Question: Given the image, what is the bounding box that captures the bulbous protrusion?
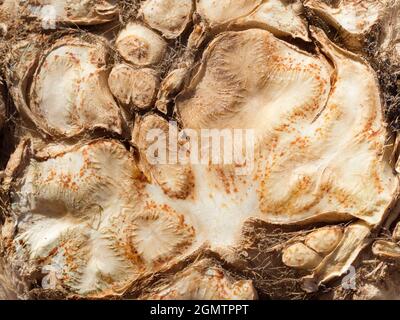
[305,227,343,255]
[140,0,193,39]
[22,0,118,26]
[304,0,395,50]
[8,36,123,138]
[1,0,400,300]
[116,23,167,67]
[141,259,257,300]
[282,243,322,270]
[372,240,400,259]
[132,114,194,199]
[6,139,196,296]
[196,0,309,41]
[108,64,159,111]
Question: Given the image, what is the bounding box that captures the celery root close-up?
[0,0,400,300]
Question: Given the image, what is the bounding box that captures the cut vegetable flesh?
[173,28,397,238]
[3,0,400,297]
[197,0,309,40]
[29,40,122,137]
[304,0,390,49]
[7,27,399,297]
[141,259,257,300]
[196,0,262,26]
[10,140,196,295]
[115,23,167,67]
[108,64,159,110]
[25,0,118,25]
[140,0,193,39]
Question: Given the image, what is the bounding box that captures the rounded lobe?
[141,259,257,300]
[372,240,400,259]
[108,64,159,110]
[132,114,194,199]
[116,23,167,66]
[140,0,193,38]
[196,0,262,27]
[29,37,123,138]
[282,243,322,270]
[24,0,118,26]
[305,227,343,255]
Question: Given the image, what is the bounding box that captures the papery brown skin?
[0,0,400,301]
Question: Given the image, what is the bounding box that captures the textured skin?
[0,0,400,300]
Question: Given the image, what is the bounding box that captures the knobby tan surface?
[0,0,399,300]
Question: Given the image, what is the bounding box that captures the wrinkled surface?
[9,37,123,138]
[32,39,122,137]
[373,240,400,259]
[141,259,257,300]
[177,28,397,226]
[197,0,309,40]
[24,0,118,26]
[304,0,392,49]
[140,0,193,39]
[1,0,400,301]
[108,64,159,110]
[196,0,262,26]
[116,23,167,67]
[4,27,399,299]
[132,114,194,199]
[8,140,197,295]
